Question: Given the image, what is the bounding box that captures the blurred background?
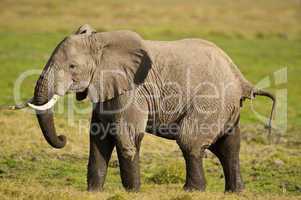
[0,1,300,199]
[1,0,300,37]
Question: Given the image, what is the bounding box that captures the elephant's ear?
[74,24,96,101]
[88,31,152,103]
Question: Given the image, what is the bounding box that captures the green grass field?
[0,0,300,199]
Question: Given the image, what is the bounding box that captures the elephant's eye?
[70,64,76,69]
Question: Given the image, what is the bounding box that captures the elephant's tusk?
[28,95,60,111]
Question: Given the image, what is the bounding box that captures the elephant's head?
[28,24,152,149]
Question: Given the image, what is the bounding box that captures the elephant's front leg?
[87,113,115,191]
[113,107,148,192]
[116,131,144,192]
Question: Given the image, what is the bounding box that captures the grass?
[0,0,301,199]
[0,111,300,199]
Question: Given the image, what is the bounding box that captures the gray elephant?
[13,24,275,192]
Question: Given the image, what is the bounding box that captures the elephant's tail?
[252,89,276,134]
[241,83,276,134]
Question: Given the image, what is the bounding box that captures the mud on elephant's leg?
[179,146,207,191]
[177,113,220,192]
[116,132,144,192]
[112,97,148,192]
[177,120,208,191]
[209,124,244,192]
[87,133,115,191]
[87,112,115,192]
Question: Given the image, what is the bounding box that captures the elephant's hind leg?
[178,144,207,191]
[209,123,244,192]
[176,116,211,191]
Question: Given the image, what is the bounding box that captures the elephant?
[11,24,276,192]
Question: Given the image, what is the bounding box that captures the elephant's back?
[144,39,242,98]
[144,39,242,127]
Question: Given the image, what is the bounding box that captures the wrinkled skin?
[32,24,274,192]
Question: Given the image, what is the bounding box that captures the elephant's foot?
[183,181,206,192]
[87,183,102,192]
[182,157,206,192]
[225,179,244,193]
[123,182,140,192]
[87,169,106,192]
[221,152,244,193]
[183,154,206,192]
[118,155,141,192]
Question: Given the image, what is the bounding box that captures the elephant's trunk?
[33,67,66,149]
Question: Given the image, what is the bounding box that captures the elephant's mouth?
[69,82,88,93]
